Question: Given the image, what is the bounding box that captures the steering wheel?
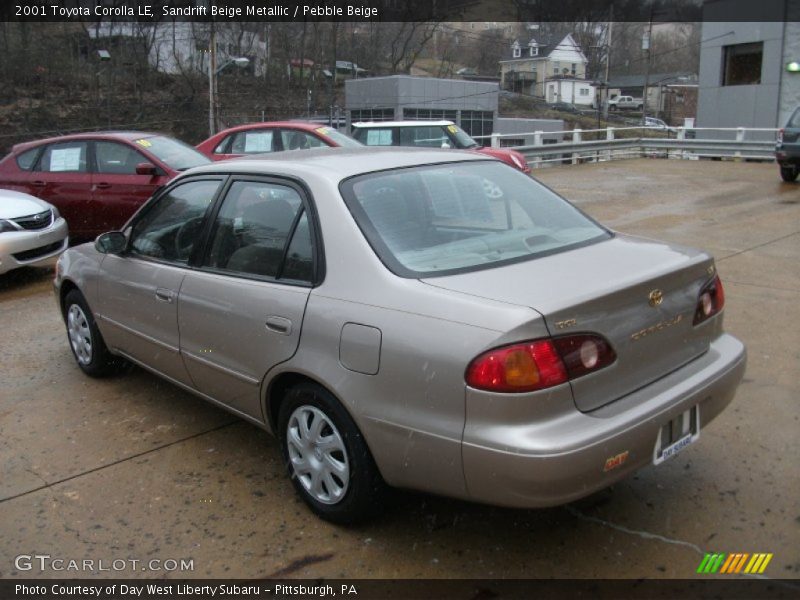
[174,217,203,261]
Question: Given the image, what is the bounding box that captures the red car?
[196,121,362,161]
[0,132,210,240]
[351,121,531,174]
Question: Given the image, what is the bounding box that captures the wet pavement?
[0,159,798,580]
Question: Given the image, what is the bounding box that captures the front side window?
[788,108,800,129]
[38,142,88,173]
[280,130,328,151]
[340,161,610,277]
[132,136,210,171]
[130,179,221,263]
[399,126,451,148]
[204,180,311,281]
[95,141,147,174]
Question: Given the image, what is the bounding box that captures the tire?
[63,289,123,377]
[780,165,798,182]
[278,382,385,524]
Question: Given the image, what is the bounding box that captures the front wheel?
[63,290,123,377]
[278,382,385,524]
[780,165,798,182]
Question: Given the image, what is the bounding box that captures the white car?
[0,189,68,274]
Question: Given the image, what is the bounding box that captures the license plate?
[653,405,700,465]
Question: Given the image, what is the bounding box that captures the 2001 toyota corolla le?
[54,148,746,523]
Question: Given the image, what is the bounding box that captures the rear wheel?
[278,382,385,524]
[780,165,798,182]
[63,290,122,377]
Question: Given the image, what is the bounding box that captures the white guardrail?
[473,127,780,168]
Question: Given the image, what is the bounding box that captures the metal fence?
[474,127,779,168]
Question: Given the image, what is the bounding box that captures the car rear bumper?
[462,333,746,508]
[0,218,68,274]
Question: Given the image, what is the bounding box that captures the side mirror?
[95,231,127,255]
[441,141,451,149]
[135,162,157,176]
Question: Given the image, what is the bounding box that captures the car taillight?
[465,334,615,393]
[777,128,784,143]
[693,274,725,325]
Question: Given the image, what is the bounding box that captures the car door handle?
[95,182,111,189]
[265,316,292,335]
[155,288,174,303]
[32,180,46,187]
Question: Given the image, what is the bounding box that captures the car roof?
[351,121,455,128]
[11,131,162,152]
[182,147,491,181]
[212,121,331,136]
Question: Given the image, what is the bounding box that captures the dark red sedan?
[0,132,210,240]
[196,121,361,161]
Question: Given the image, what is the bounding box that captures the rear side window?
[357,128,395,146]
[15,148,40,171]
[37,142,89,173]
[204,180,313,283]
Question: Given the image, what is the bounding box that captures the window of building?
[571,63,577,76]
[460,110,494,139]
[500,138,524,147]
[552,61,560,76]
[403,108,458,121]
[721,42,763,86]
[529,46,538,57]
[349,108,395,124]
[512,44,521,58]
[579,88,590,96]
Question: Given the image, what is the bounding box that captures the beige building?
[499,33,588,98]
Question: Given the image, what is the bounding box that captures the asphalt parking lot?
[1,158,798,580]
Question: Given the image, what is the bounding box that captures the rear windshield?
[340,161,610,277]
[134,136,210,171]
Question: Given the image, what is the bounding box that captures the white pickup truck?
[609,95,644,110]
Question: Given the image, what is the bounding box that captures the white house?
[499,33,589,98]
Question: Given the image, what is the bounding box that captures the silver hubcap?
[286,405,349,505]
[67,304,93,365]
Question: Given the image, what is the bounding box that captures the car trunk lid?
[423,234,717,412]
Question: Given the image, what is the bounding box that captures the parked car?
[550,102,582,114]
[351,121,531,174]
[196,121,362,161]
[775,106,800,182]
[0,190,67,274]
[0,132,210,240]
[54,148,746,524]
[609,95,644,111]
[642,117,679,136]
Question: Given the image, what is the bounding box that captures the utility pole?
[208,22,217,137]
[603,4,613,119]
[642,13,653,122]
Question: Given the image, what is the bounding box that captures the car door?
[95,177,225,387]
[29,140,93,237]
[177,177,318,420]
[92,140,168,233]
